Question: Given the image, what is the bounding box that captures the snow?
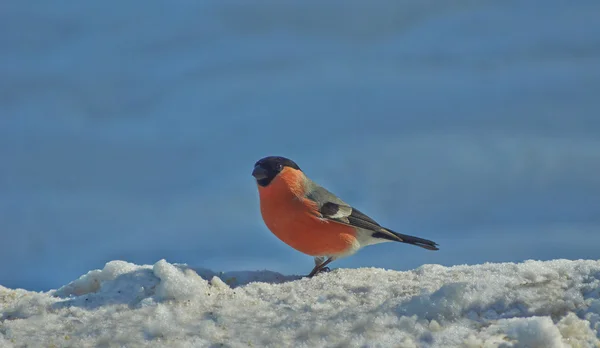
[2,259,599,347]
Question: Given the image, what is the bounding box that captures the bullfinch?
[252,156,439,277]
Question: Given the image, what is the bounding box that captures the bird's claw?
[306,266,331,278]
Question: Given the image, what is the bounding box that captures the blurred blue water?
[1,0,600,291]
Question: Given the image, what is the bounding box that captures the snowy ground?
[1,259,599,347]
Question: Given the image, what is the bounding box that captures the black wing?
[317,201,439,251]
[320,202,382,231]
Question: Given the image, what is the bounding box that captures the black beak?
[252,165,268,180]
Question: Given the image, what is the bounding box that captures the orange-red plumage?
[257,167,358,256]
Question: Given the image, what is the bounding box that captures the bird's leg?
[313,256,325,267]
[313,256,331,274]
[307,257,335,278]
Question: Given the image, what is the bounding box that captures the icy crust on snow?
[1,259,599,347]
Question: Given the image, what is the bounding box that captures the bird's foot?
[306,266,331,278]
[319,267,331,274]
[306,257,335,278]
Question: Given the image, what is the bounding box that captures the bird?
[251,155,439,277]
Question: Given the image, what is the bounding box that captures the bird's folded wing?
[318,201,382,232]
[305,183,400,239]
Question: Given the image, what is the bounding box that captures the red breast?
[257,167,357,256]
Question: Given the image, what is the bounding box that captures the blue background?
[2,1,600,291]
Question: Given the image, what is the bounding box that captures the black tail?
[374,229,439,250]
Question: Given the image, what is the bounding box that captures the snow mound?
[1,259,599,347]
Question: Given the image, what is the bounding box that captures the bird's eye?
[276,163,283,171]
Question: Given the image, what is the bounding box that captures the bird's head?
[252,156,301,187]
